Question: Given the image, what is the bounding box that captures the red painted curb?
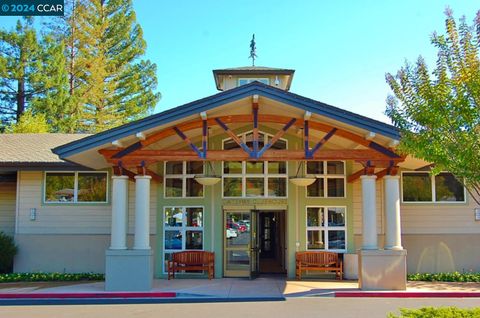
[0,292,176,299]
[335,291,480,298]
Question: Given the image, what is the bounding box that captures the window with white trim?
[223,161,288,198]
[44,171,108,203]
[222,131,288,198]
[164,161,204,198]
[306,161,345,198]
[306,206,346,251]
[163,206,204,273]
[402,172,465,202]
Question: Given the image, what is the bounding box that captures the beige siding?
[401,196,479,234]
[0,180,16,234]
[352,179,384,235]
[17,171,157,235]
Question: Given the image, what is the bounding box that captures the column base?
[358,249,407,290]
[105,249,153,291]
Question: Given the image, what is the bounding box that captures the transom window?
[163,206,204,273]
[223,161,288,198]
[44,171,108,203]
[164,161,204,198]
[306,206,346,251]
[306,161,346,198]
[238,78,270,86]
[402,172,465,203]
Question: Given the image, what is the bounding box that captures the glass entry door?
[224,210,258,277]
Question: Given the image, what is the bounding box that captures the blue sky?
[1,1,479,123]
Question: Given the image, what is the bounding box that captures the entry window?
[222,161,287,198]
[164,161,204,198]
[402,172,465,202]
[306,206,346,251]
[163,206,204,273]
[44,171,108,203]
[306,161,345,198]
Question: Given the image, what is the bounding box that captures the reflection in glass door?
[224,211,251,277]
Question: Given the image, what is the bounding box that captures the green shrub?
[0,272,104,283]
[408,272,480,282]
[388,307,480,318]
[0,232,17,273]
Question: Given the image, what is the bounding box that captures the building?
[1,66,478,291]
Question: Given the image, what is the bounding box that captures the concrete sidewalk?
[0,278,479,300]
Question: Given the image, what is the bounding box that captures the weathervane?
[249,34,257,66]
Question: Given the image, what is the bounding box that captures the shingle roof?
[0,133,90,167]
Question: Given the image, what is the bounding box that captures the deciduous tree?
[386,9,480,205]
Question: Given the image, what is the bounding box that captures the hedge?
[407,272,480,282]
[0,272,104,283]
[388,307,480,318]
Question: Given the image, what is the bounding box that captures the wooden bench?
[167,251,215,280]
[295,251,343,280]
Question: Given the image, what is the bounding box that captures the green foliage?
[408,272,480,282]
[5,109,50,133]
[385,8,480,205]
[0,18,43,128]
[0,232,18,273]
[388,307,480,318]
[0,272,104,283]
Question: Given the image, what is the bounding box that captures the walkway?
[0,278,479,299]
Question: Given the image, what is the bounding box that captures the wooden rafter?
[136,166,163,183]
[214,117,252,155]
[173,126,204,158]
[100,149,401,167]
[347,164,399,183]
[257,118,297,158]
[113,165,136,181]
[108,113,402,161]
[306,128,337,158]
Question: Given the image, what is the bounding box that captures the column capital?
[112,175,129,180]
[384,175,400,180]
[360,175,377,180]
[134,175,152,180]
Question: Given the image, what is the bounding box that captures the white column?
[134,175,151,250]
[361,175,378,250]
[110,176,129,249]
[384,175,403,250]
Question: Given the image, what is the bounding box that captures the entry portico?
[54,66,407,291]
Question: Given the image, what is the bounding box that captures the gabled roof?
[0,133,90,169]
[53,81,399,159]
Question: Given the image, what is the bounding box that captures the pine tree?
[75,0,160,132]
[0,18,43,129]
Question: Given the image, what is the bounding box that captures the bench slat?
[295,251,343,280]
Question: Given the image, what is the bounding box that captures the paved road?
[1,297,479,318]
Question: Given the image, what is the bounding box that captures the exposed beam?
[104,114,402,161]
[136,132,146,140]
[112,141,143,159]
[112,165,136,181]
[306,128,337,158]
[101,149,400,164]
[257,118,297,158]
[173,126,204,159]
[136,166,163,183]
[214,118,252,155]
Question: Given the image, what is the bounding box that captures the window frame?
[305,161,346,198]
[43,171,109,204]
[164,161,205,198]
[238,78,270,86]
[401,171,467,204]
[163,205,205,274]
[305,205,347,253]
[222,131,288,199]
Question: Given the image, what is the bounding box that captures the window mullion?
[74,172,79,203]
[431,175,436,203]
